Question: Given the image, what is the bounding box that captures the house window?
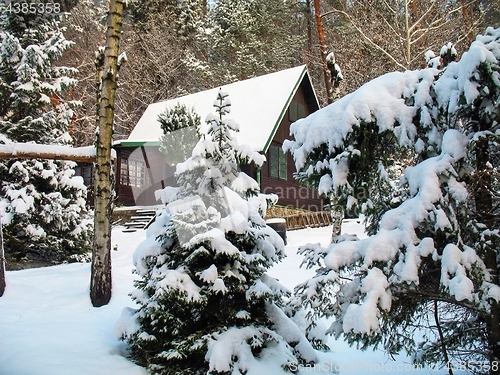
[269,144,287,181]
[120,158,146,187]
[288,100,307,122]
[74,163,93,186]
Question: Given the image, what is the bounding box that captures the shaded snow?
[0,221,471,374]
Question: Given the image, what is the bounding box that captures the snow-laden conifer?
[285,28,500,366]
[158,103,202,166]
[0,7,92,263]
[118,90,330,374]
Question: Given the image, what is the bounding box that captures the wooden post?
[91,0,126,307]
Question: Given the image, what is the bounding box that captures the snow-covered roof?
[121,65,316,153]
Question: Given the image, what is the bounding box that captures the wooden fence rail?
[284,211,333,230]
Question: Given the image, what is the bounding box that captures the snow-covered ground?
[0,220,459,374]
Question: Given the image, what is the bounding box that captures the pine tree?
[185,0,306,87]
[0,3,92,264]
[285,29,500,369]
[158,103,202,166]
[118,90,327,375]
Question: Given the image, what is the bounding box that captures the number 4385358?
[3,2,61,14]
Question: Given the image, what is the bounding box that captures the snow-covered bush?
[284,28,500,365]
[0,8,93,263]
[117,90,330,375]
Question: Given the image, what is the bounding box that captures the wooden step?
[122,208,159,231]
[124,222,147,228]
[130,216,153,221]
[135,209,157,215]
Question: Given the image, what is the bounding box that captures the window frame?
[269,144,287,181]
[120,157,147,187]
[288,100,307,122]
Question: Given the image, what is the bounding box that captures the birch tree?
[91,0,126,307]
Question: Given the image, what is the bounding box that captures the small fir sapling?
[117,89,332,375]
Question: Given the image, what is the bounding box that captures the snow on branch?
[288,27,500,343]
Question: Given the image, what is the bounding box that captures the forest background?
[59,0,500,148]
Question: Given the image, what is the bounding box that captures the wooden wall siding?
[260,81,326,212]
[116,146,176,206]
[114,75,323,210]
[261,149,326,211]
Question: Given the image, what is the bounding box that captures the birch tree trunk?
[91,0,125,307]
[330,203,343,244]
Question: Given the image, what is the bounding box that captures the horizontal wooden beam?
[0,143,112,163]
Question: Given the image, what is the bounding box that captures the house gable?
[259,77,324,211]
[122,65,316,152]
[116,66,324,210]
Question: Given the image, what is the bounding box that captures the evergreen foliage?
[285,28,500,366]
[185,0,306,86]
[158,103,202,165]
[129,0,205,39]
[0,3,92,263]
[118,90,327,375]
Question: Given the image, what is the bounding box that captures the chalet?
[113,65,326,211]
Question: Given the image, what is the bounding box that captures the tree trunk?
[330,210,343,243]
[313,0,334,104]
[330,197,343,243]
[306,0,313,55]
[409,0,426,68]
[404,0,411,67]
[460,0,474,44]
[474,133,500,371]
[434,300,453,375]
[91,0,125,307]
[488,302,500,374]
[0,212,5,297]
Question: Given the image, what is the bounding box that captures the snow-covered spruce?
[0,9,92,262]
[285,28,500,365]
[117,90,330,375]
[158,103,202,166]
[183,0,306,88]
